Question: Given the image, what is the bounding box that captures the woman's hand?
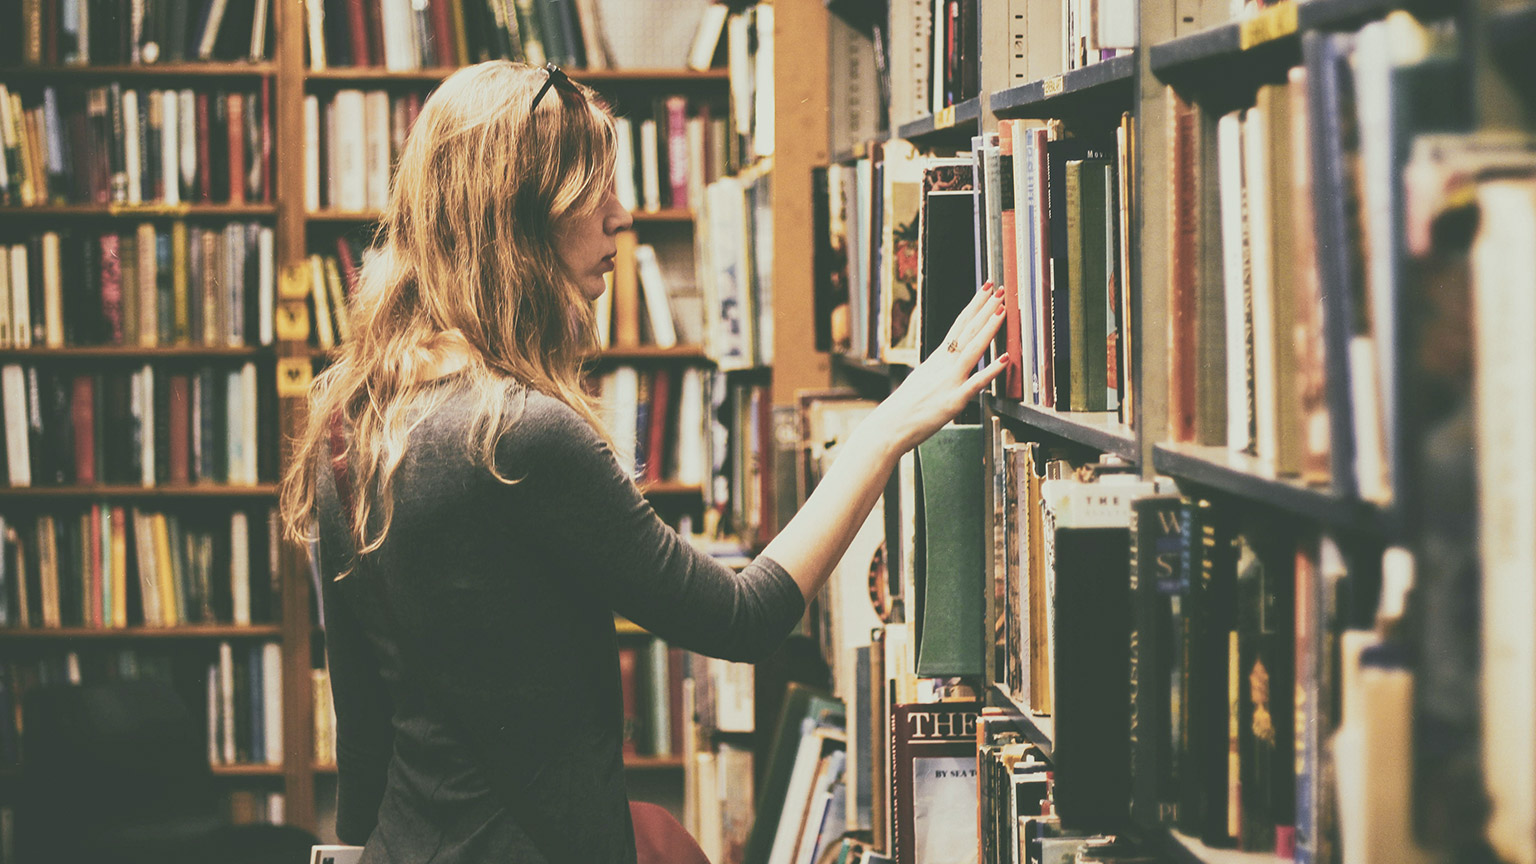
[870,282,1010,454]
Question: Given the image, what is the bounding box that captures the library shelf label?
[1043,75,1066,98]
[277,358,314,397]
[1239,3,1299,50]
[279,263,311,299]
[936,105,958,129]
[276,303,312,342]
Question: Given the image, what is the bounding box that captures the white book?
[750,4,773,158]
[1013,122,1038,402]
[240,363,258,484]
[159,91,180,205]
[0,86,9,195]
[593,272,613,349]
[1473,180,1536,864]
[9,244,26,348]
[325,99,340,210]
[712,657,753,733]
[609,365,639,475]
[686,116,706,211]
[137,364,155,486]
[309,846,364,864]
[614,117,638,211]
[257,227,274,345]
[932,0,947,113]
[305,0,326,68]
[634,244,677,348]
[219,641,236,764]
[675,368,705,486]
[1,365,30,486]
[178,90,196,200]
[226,368,245,484]
[1216,110,1250,454]
[363,90,391,210]
[1096,0,1136,49]
[333,90,368,212]
[727,12,753,138]
[649,637,671,756]
[303,95,321,212]
[122,89,142,204]
[231,511,250,625]
[130,509,159,625]
[226,223,246,345]
[693,751,722,861]
[249,0,270,59]
[687,3,729,71]
[887,0,933,126]
[40,232,63,347]
[1242,103,1277,467]
[262,642,284,766]
[195,0,231,58]
[639,119,661,213]
[380,0,420,71]
[766,727,839,864]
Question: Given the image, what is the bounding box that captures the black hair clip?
[530,62,576,113]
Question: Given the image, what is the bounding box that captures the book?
[912,424,984,678]
[890,701,981,864]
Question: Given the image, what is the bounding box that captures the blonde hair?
[280,61,617,559]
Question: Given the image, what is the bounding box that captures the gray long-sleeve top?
[315,378,805,863]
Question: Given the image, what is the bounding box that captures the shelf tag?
[1042,75,1065,98]
[935,105,957,129]
[276,357,314,397]
[275,301,311,342]
[107,202,191,216]
[279,263,311,300]
[1239,3,1298,50]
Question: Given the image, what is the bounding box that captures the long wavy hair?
[280,61,617,558]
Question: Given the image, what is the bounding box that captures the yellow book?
[10,93,34,206]
[154,512,180,627]
[448,0,469,69]
[137,223,158,346]
[36,515,60,628]
[323,256,351,343]
[310,254,334,351]
[8,527,29,627]
[111,506,128,627]
[172,221,190,344]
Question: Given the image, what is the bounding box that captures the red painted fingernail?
[1001,355,1012,365]
[995,305,1006,315]
[994,286,1005,297]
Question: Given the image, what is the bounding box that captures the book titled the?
[891,701,982,864]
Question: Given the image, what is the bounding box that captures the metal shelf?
[990,54,1137,119]
[896,96,983,142]
[986,395,1138,463]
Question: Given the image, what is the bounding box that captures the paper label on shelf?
[277,357,314,397]
[279,263,311,299]
[936,105,957,129]
[1239,3,1298,50]
[275,302,311,342]
[107,202,192,216]
[1042,75,1065,98]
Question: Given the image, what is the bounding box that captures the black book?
[1235,527,1295,853]
[209,95,230,203]
[41,370,74,486]
[810,166,836,353]
[1178,498,1240,847]
[1129,494,1186,830]
[918,191,977,360]
[102,372,136,485]
[153,368,172,486]
[57,515,81,628]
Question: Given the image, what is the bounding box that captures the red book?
[363,0,386,73]
[260,79,274,202]
[335,238,361,293]
[665,96,689,210]
[167,373,191,484]
[226,93,245,204]
[428,0,454,67]
[345,0,372,66]
[100,233,124,344]
[617,647,640,756]
[195,93,213,203]
[89,504,103,627]
[1168,91,1199,442]
[71,375,97,484]
[643,369,671,485]
[998,120,1024,400]
[891,701,982,864]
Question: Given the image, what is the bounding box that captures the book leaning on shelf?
[0,506,280,628]
[0,362,272,487]
[0,83,275,208]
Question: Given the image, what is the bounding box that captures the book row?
[612,96,728,216]
[815,117,1134,419]
[616,635,686,759]
[299,243,359,351]
[0,641,282,769]
[696,166,772,371]
[304,0,729,73]
[0,223,275,348]
[0,362,274,487]
[591,364,707,488]
[594,232,704,350]
[0,83,274,208]
[3,0,274,64]
[302,88,419,214]
[0,506,280,629]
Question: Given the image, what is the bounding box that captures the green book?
[914,423,984,677]
[1066,159,1111,412]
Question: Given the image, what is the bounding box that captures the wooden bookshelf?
[0,624,284,640]
[0,484,279,501]
[0,346,271,360]
[985,395,1139,463]
[303,67,730,85]
[0,204,278,219]
[211,764,287,777]
[305,208,694,224]
[0,62,277,80]
[622,755,686,771]
[592,345,710,361]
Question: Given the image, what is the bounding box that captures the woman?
[280,61,1008,864]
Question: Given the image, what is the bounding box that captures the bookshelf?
[789,0,1535,862]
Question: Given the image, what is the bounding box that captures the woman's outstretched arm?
[762,282,1009,605]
